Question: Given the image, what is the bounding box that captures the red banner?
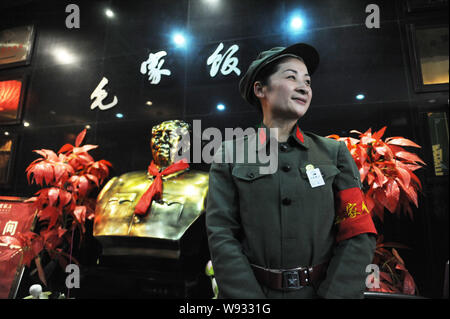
[0,197,36,299]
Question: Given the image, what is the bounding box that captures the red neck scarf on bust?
[134,159,189,216]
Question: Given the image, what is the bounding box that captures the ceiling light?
[290,17,304,30]
[105,9,114,18]
[173,33,186,47]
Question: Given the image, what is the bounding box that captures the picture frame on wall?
[407,22,449,93]
[0,133,18,187]
[0,73,28,125]
[0,25,36,70]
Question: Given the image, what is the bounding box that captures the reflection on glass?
[52,48,77,64]
[0,137,12,183]
[0,80,22,122]
[416,27,449,85]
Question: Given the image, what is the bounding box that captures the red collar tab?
[258,123,306,147]
[258,127,267,145]
[296,125,304,143]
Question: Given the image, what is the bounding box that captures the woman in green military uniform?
[206,43,377,299]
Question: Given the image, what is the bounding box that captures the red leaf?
[33,149,58,161]
[396,166,411,189]
[374,187,396,213]
[85,174,99,186]
[28,161,55,186]
[350,129,363,135]
[47,188,60,207]
[396,178,419,208]
[69,152,95,168]
[38,206,61,229]
[79,144,98,153]
[404,164,423,172]
[73,206,87,224]
[395,264,406,273]
[57,227,67,238]
[395,151,426,165]
[367,172,376,186]
[68,175,90,197]
[392,248,405,265]
[75,129,87,147]
[410,172,423,190]
[403,272,416,295]
[78,176,90,197]
[361,134,375,145]
[53,161,74,185]
[384,179,400,213]
[58,143,74,154]
[373,166,387,187]
[99,159,112,167]
[386,137,421,148]
[374,145,387,156]
[359,163,370,183]
[380,271,393,284]
[372,126,387,141]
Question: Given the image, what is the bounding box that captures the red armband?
[335,187,377,242]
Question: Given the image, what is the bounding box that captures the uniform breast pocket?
[232,165,267,181]
[231,165,274,203]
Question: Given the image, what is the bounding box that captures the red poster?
[0,196,36,299]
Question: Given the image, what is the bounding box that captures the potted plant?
[327,126,425,295]
[0,129,111,293]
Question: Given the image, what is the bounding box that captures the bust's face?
[151,120,190,167]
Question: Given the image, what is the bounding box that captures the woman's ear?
[253,81,265,99]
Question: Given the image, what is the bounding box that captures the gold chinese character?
[3,220,18,236]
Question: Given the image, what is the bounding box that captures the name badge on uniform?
[306,165,325,188]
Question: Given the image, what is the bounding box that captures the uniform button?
[280,144,288,152]
[247,172,255,178]
[282,165,291,172]
[282,198,291,205]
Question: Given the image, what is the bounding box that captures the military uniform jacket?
[206,124,377,299]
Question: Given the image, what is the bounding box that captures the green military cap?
[239,43,320,107]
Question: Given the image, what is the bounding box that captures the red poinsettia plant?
[328,127,426,295]
[369,235,417,294]
[328,126,425,221]
[0,129,111,285]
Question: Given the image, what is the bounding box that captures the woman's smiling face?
[256,57,312,120]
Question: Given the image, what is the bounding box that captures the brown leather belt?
[251,262,328,291]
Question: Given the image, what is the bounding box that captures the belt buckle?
[282,270,301,290]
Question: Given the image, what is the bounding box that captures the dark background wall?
[0,0,448,298]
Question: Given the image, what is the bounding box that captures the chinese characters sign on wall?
[90,42,242,112]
